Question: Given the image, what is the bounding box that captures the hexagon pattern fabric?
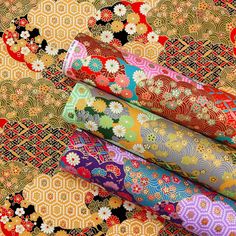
[1,0,236,235]
[177,194,236,235]
[23,172,96,229]
[27,0,96,49]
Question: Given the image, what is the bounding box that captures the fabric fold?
[60,129,236,236]
[62,82,236,200]
[63,33,236,148]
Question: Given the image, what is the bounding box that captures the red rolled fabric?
[63,33,236,148]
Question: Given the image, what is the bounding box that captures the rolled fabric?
[60,129,236,236]
[63,33,236,148]
[62,82,236,200]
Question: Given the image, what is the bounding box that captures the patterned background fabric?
[0,0,236,235]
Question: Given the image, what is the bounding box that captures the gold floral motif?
[0,0,40,31]
[147,0,234,46]
[76,0,120,9]
[0,161,38,205]
[218,66,236,96]
[0,77,70,129]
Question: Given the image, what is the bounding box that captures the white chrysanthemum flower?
[85,120,98,132]
[232,135,236,144]
[100,31,114,43]
[109,101,123,114]
[95,10,101,21]
[45,45,58,55]
[6,38,14,46]
[32,59,45,71]
[137,113,149,124]
[114,4,127,16]
[140,3,151,15]
[105,59,119,73]
[20,31,30,39]
[21,46,30,55]
[133,144,145,153]
[81,56,91,66]
[123,201,135,211]
[147,32,159,42]
[86,97,95,106]
[66,152,80,166]
[98,207,112,220]
[133,70,147,83]
[113,125,126,137]
[40,223,54,234]
[15,208,25,217]
[110,84,122,94]
[15,225,25,234]
[125,23,136,35]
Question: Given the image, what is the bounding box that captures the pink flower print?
[131,160,140,168]
[95,75,110,87]
[131,183,143,194]
[115,74,130,87]
[172,176,180,184]
[162,174,171,183]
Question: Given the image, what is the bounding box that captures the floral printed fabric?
[63,33,236,148]
[2,16,66,73]
[62,82,236,201]
[60,130,236,235]
[146,0,235,49]
[87,1,167,46]
[0,191,103,236]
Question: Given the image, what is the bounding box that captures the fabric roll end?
[62,40,78,77]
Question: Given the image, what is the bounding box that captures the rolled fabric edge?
[63,39,79,80]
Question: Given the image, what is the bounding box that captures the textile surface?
[62,82,236,200]
[63,34,236,148]
[0,0,236,236]
[60,130,236,235]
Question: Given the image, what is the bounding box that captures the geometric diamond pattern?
[0,120,72,176]
[213,0,236,15]
[158,37,236,87]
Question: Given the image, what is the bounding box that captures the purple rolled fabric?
[60,130,236,236]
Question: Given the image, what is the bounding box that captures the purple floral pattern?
[60,130,236,235]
